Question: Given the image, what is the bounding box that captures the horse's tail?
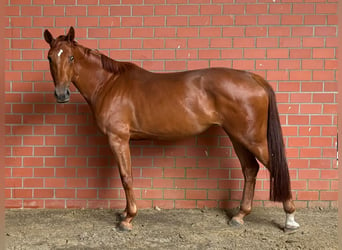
[253,74,292,202]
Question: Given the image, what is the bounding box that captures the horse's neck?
[72,47,113,105]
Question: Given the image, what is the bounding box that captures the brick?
[297,191,319,201]
[304,15,326,25]
[313,93,335,103]
[280,38,301,48]
[290,71,311,81]
[235,16,257,26]
[122,17,143,27]
[223,4,244,14]
[5,200,22,208]
[155,5,176,15]
[88,28,109,38]
[313,48,335,58]
[187,61,208,69]
[325,60,338,70]
[320,191,337,201]
[246,4,267,14]
[199,49,220,59]
[43,6,64,16]
[315,26,336,36]
[186,190,207,199]
[66,200,87,208]
[290,48,311,59]
[45,178,65,188]
[269,26,290,37]
[77,189,97,199]
[165,60,187,71]
[267,48,288,58]
[175,179,196,189]
[164,189,184,199]
[316,3,337,14]
[132,27,154,38]
[164,168,185,178]
[175,200,196,208]
[66,178,87,188]
[154,27,176,38]
[245,27,267,37]
[152,178,173,188]
[23,200,44,208]
[292,3,315,14]
[141,189,162,199]
[233,38,255,48]
[200,4,221,15]
[23,157,43,167]
[243,49,265,60]
[327,15,338,25]
[258,15,280,25]
[303,38,325,48]
[12,189,32,198]
[212,16,234,26]
[24,178,44,188]
[6,178,22,188]
[88,6,109,16]
[292,27,313,37]
[222,28,243,39]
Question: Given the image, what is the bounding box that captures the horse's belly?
[130,108,220,140]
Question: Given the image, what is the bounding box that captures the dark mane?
[100,54,136,74]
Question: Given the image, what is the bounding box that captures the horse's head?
[44,27,76,103]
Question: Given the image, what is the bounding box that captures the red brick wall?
[5,1,338,209]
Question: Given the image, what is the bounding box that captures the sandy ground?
[5,207,337,250]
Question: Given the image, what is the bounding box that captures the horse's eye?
[70,56,74,62]
[47,56,52,63]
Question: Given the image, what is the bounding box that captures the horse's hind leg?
[229,139,260,226]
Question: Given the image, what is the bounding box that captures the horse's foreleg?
[108,134,137,231]
[229,141,259,226]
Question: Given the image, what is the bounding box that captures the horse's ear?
[66,26,75,42]
[44,29,54,47]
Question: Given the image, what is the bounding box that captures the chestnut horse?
[44,27,299,232]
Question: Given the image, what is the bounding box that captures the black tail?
[266,85,292,202]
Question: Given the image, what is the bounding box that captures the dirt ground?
[5,207,337,250]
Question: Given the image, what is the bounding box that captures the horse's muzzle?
[55,88,70,103]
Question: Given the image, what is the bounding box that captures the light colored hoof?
[284,226,299,233]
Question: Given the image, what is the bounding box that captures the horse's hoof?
[229,218,244,227]
[118,221,133,232]
[284,227,299,234]
[284,224,300,234]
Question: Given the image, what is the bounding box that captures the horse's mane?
[56,35,136,75]
[100,53,136,74]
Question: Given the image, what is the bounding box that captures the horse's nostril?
[54,89,70,103]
